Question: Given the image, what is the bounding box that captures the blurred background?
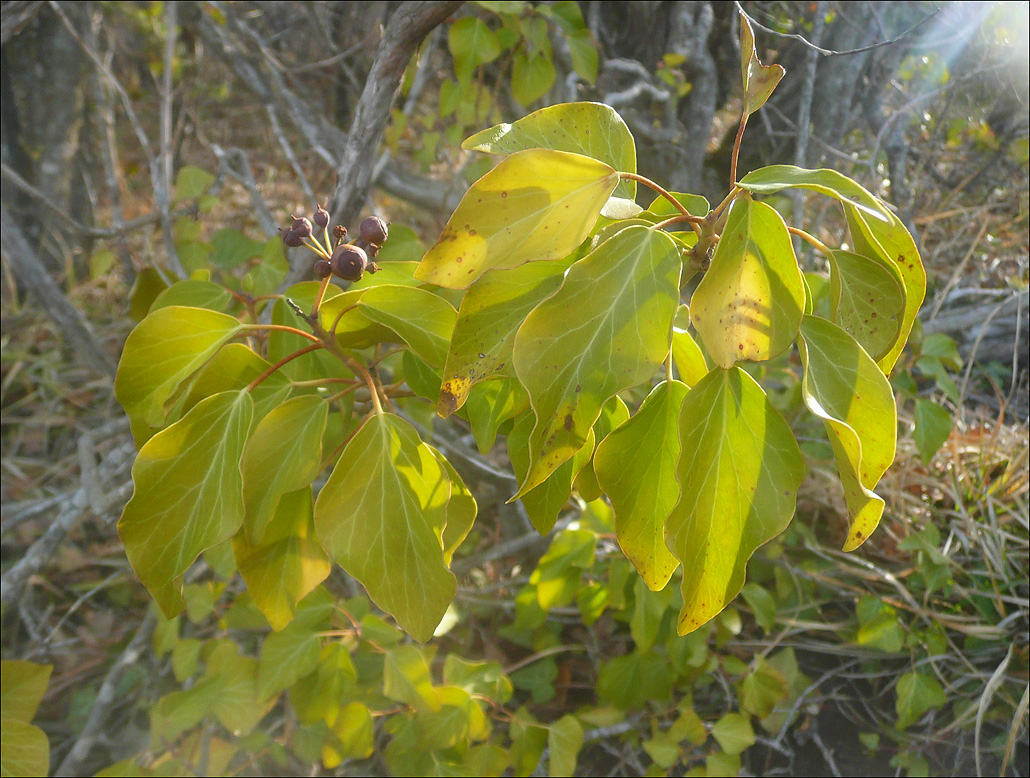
[1,2,1027,775]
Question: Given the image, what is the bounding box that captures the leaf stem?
[619,172,706,226]
[245,343,322,392]
[303,237,332,259]
[665,351,674,382]
[711,187,740,220]
[240,323,321,343]
[787,226,834,259]
[729,112,749,186]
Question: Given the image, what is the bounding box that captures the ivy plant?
[114,14,923,645]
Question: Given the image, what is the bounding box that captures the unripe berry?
[330,244,367,281]
[313,204,330,230]
[313,258,332,278]
[359,215,388,245]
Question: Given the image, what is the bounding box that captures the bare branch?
[328,1,463,223]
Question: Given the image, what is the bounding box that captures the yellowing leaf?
[829,250,905,360]
[0,661,51,723]
[115,306,242,426]
[384,645,440,713]
[667,368,804,634]
[242,396,328,544]
[150,279,234,314]
[739,13,785,116]
[690,198,804,368]
[439,260,569,416]
[512,226,681,496]
[234,489,330,632]
[0,719,49,777]
[594,381,687,591]
[120,390,253,617]
[843,204,926,374]
[414,149,619,288]
[464,378,529,454]
[357,285,457,368]
[798,315,896,550]
[463,102,636,198]
[672,305,709,387]
[434,452,478,565]
[313,414,455,642]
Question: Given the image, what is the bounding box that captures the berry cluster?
[280,204,389,283]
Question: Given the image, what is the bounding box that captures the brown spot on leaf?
[564,415,573,431]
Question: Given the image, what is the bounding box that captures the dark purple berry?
[313,204,330,230]
[281,227,305,248]
[330,244,367,282]
[314,258,332,278]
[290,215,313,239]
[359,215,388,245]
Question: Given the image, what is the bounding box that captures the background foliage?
[1,1,1027,776]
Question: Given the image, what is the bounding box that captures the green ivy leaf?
[242,237,289,296]
[415,149,618,288]
[150,279,234,314]
[895,671,947,730]
[511,50,556,106]
[798,315,896,550]
[737,657,789,718]
[256,592,329,697]
[242,396,327,544]
[234,489,330,632]
[667,367,804,634]
[119,390,253,617]
[179,343,291,428]
[913,398,952,463]
[740,582,777,633]
[565,28,598,84]
[737,165,891,222]
[172,165,215,202]
[463,102,635,198]
[507,407,595,534]
[512,225,680,496]
[431,448,478,565]
[443,656,513,705]
[690,198,804,369]
[711,712,755,755]
[573,395,630,501]
[314,414,455,642]
[439,259,570,415]
[289,643,357,726]
[597,650,673,708]
[115,306,243,427]
[204,640,276,735]
[269,284,350,383]
[357,285,457,368]
[829,250,906,360]
[209,228,265,270]
[149,675,222,748]
[548,715,583,778]
[384,645,440,713]
[0,661,52,723]
[330,702,374,760]
[739,13,785,116]
[594,381,687,591]
[464,378,529,454]
[449,17,501,85]
[844,203,926,374]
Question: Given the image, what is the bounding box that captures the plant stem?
[303,237,331,259]
[729,111,749,186]
[349,359,383,415]
[245,343,322,392]
[311,275,332,317]
[665,351,674,382]
[711,187,740,220]
[619,172,706,225]
[240,323,321,343]
[787,226,834,259]
[653,214,705,240]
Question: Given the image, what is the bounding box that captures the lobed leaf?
[463,102,636,198]
[666,367,804,634]
[414,149,619,288]
[234,489,331,632]
[449,17,501,85]
[0,661,51,723]
[512,226,681,496]
[119,390,253,617]
[690,198,804,369]
[242,396,327,544]
[115,306,242,427]
[358,285,457,368]
[595,381,688,591]
[0,719,49,777]
[313,414,455,642]
[798,315,896,550]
